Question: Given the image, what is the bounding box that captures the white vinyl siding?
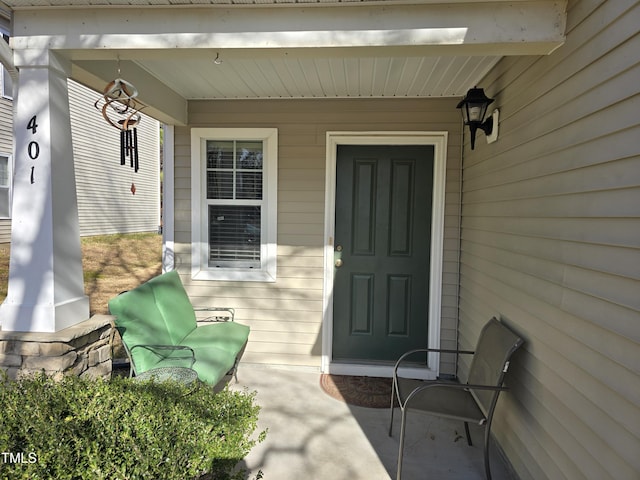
[174,97,462,372]
[458,1,640,479]
[0,88,12,242]
[69,79,160,236]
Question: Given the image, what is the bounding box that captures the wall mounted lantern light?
[456,87,499,150]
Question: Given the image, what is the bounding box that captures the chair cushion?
[109,270,199,373]
[109,282,175,373]
[145,270,198,344]
[187,345,237,385]
[151,345,236,385]
[180,322,250,355]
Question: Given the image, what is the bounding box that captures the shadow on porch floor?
[230,364,518,480]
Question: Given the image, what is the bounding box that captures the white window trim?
[1,31,13,100]
[191,127,277,282]
[1,68,13,100]
[0,153,12,219]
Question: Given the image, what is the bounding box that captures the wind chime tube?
[120,130,126,165]
[128,130,134,169]
[133,127,139,173]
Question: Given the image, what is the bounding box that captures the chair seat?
[397,378,486,425]
[181,322,250,354]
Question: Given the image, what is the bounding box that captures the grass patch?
[0,233,162,316]
[0,243,9,299]
[81,233,162,315]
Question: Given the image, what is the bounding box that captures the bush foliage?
[0,374,264,480]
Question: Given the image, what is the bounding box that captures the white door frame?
[322,131,448,380]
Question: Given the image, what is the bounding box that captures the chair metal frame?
[389,317,524,480]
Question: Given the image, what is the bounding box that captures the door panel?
[352,159,376,254]
[351,274,374,334]
[333,145,434,363]
[389,160,414,255]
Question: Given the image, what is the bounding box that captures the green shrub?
[0,374,265,480]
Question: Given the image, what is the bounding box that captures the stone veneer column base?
[0,315,114,380]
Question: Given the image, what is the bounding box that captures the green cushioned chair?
[108,270,250,387]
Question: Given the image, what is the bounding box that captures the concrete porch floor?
[230,364,518,480]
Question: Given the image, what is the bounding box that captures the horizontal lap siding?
[459,1,640,479]
[0,97,12,243]
[0,97,12,153]
[69,80,160,236]
[0,220,9,243]
[175,97,462,371]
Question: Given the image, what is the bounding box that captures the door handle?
[335,245,343,268]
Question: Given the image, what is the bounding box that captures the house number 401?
[26,115,39,184]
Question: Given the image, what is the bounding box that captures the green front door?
[333,145,434,363]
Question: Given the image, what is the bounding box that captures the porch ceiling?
[5,0,567,125]
[77,52,503,100]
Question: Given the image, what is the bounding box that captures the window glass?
[0,156,8,187]
[206,140,263,200]
[208,205,261,267]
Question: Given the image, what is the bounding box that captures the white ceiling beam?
[11,2,566,55]
[71,60,188,125]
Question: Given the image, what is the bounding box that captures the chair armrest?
[402,380,508,407]
[130,344,196,372]
[393,348,475,373]
[193,307,235,322]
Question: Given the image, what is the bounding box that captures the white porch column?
[0,50,89,332]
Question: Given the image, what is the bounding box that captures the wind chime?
[94,69,145,194]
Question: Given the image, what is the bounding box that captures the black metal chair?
[389,317,524,480]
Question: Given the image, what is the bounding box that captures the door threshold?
[328,362,437,380]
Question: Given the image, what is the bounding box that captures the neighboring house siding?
[0,93,12,243]
[174,98,462,372]
[459,1,639,479]
[0,80,160,242]
[69,79,160,236]
[0,98,11,153]
[0,221,9,243]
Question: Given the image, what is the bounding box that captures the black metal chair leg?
[389,380,397,436]
[484,424,493,480]
[464,421,473,446]
[397,408,408,480]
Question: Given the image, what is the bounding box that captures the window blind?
[208,205,261,266]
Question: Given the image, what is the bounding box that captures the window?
[0,154,11,218]
[191,128,277,282]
